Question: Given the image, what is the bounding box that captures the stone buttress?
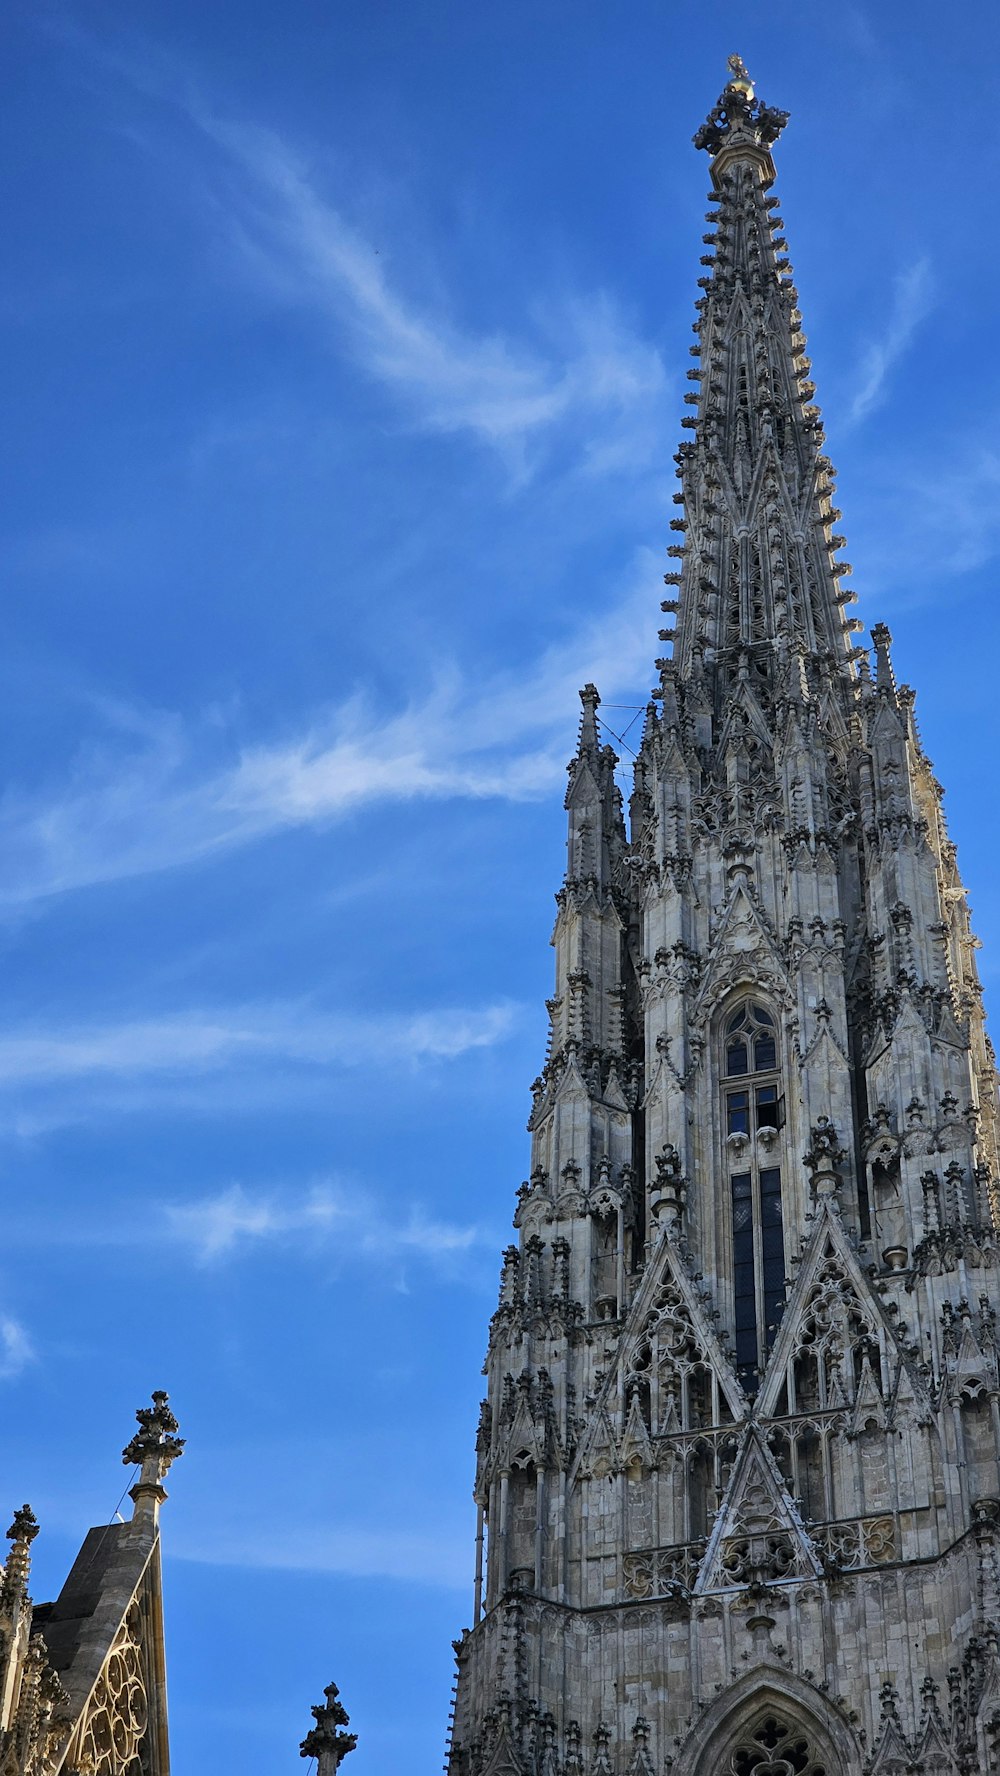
[447,57,1000,1776]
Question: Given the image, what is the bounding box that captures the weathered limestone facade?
[447,59,1000,1776]
[0,1393,182,1776]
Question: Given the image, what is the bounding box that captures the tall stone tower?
[447,57,1000,1776]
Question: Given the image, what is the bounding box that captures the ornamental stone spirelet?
[2,1503,39,1603]
[122,1390,184,1526]
[300,1682,357,1773]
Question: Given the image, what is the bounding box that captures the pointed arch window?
[725,1714,828,1775]
[723,1002,786,1392]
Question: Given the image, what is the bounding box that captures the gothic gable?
[756,1202,930,1424]
[692,881,791,1022]
[479,1721,525,1776]
[694,1423,821,1593]
[715,675,776,760]
[57,1566,167,1776]
[572,1240,746,1482]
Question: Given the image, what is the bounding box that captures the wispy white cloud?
[848,258,932,426]
[5,1173,495,1287]
[163,1180,482,1267]
[848,447,1000,605]
[185,110,668,478]
[52,20,668,477]
[0,1317,35,1381]
[0,1000,517,1086]
[893,450,1000,579]
[0,551,658,907]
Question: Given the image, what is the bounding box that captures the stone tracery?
[71,1604,149,1776]
[723,1714,828,1776]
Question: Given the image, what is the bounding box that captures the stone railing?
[810,1512,896,1570]
[622,1512,897,1599]
[622,1541,704,1599]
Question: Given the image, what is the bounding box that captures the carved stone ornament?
[693,58,789,159]
[300,1680,358,1771]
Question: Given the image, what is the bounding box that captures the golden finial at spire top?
[694,54,787,157]
[727,53,754,100]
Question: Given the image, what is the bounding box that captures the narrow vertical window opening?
[723,1002,786,1392]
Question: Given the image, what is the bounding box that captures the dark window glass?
[726,1012,783,1388]
[761,1168,785,1346]
[756,1084,779,1129]
[727,1091,750,1134]
[730,1167,786,1375]
[725,1003,778,1079]
[732,1171,761,1389]
[734,1261,755,1296]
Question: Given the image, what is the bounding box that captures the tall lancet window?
[723,1002,786,1391]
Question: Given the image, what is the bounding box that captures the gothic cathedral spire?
[448,59,1000,1776]
[677,51,853,675]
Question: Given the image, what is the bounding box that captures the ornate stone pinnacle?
[123,1391,184,1525]
[300,1682,358,1772]
[7,1504,39,1546]
[122,1390,184,1471]
[693,57,789,160]
[2,1502,39,1600]
[577,682,601,756]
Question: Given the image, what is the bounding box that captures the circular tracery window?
[726,1715,827,1776]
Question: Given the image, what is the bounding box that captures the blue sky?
[3,3,1000,1770]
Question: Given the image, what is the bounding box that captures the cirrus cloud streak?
[0,551,659,908]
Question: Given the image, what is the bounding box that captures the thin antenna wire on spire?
[595,712,642,759]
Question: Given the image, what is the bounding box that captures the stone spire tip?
[577,683,601,755]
